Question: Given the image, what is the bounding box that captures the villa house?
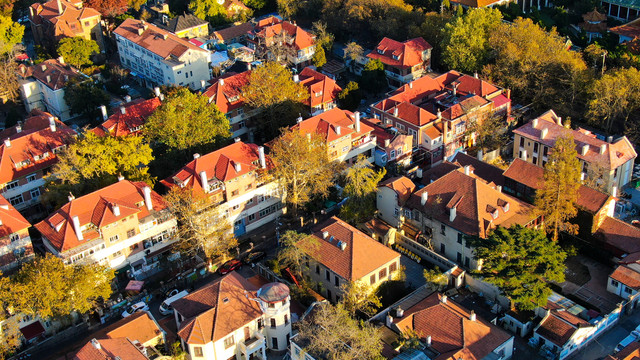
[0,195,33,272]
[203,72,257,141]
[155,13,209,39]
[297,67,342,115]
[91,95,162,137]
[607,253,640,309]
[367,37,432,88]
[247,16,316,70]
[362,118,414,168]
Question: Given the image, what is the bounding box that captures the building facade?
[0,195,33,272]
[298,67,342,116]
[247,16,316,69]
[367,37,432,87]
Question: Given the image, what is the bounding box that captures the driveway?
[400,254,428,289]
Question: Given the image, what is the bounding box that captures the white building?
[172,273,292,359]
[114,19,211,90]
[608,256,640,310]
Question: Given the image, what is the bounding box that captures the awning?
[125,280,144,292]
[20,321,45,340]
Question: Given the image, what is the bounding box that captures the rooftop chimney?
[416,168,423,178]
[91,339,101,350]
[72,215,83,240]
[384,139,390,147]
[339,241,347,251]
[296,115,303,123]
[409,82,413,89]
[600,144,606,154]
[4,139,10,147]
[68,193,75,202]
[124,95,131,103]
[393,107,398,117]
[541,128,548,140]
[258,146,266,168]
[335,126,341,135]
[41,64,47,72]
[193,153,201,159]
[58,56,64,64]
[386,314,393,327]
[100,105,107,121]
[449,206,457,222]
[453,83,458,97]
[143,186,153,211]
[532,118,538,128]
[117,174,124,181]
[441,294,447,304]
[581,144,589,156]
[154,87,161,97]
[234,137,241,143]
[607,136,613,143]
[49,116,56,132]
[219,78,225,86]
[556,116,562,126]
[437,109,442,120]
[293,74,299,83]
[464,165,471,176]
[421,191,428,206]
[46,75,51,83]
[470,310,476,321]
[426,335,432,347]
[477,149,483,161]
[15,124,21,133]
[322,231,329,239]
[200,79,205,89]
[56,0,63,14]
[112,204,120,217]
[354,111,361,133]
[200,171,208,192]
[120,106,126,114]
[234,162,241,173]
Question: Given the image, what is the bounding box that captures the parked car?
[218,259,242,275]
[243,251,266,264]
[121,301,149,318]
[159,290,189,316]
[615,334,638,353]
[164,288,180,299]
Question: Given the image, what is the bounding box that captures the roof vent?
[112,204,120,217]
[441,294,447,304]
[470,310,476,321]
[219,78,225,86]
[41,64,47,72]
[3,139,9,147]
[607,136,613,143]
[426,335,432,347]
[234,137,241,143]
[335,126,341,135]
[421,191,428,206]
[193,153,201,159]
[532,118,538,128]
[120,106,126,114]
[68,193,75,202]
[395,307,404,317]
[46,75,51,83]
[137,28,143,35]
[223,297,229,303]
[322,231,329,239]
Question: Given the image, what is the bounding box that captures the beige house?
[296,216,401,302]
[512,110,637,195]
[0,195,33,272]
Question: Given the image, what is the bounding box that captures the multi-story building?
[294,108,376,165]
[512,109,637,194]
[172,273,291,359]
[91,95,162,137]
[203,72,259,141]
[155,13,209,39]
[28,0,104,52]
[212,21,253,45]
[161,141,283,237]
[35,179,178,275]
[18,58,87,121]
[247,16,316,70]
[0,111,76,219]
[114,19,211,90]
[371,70,511,165]
[295,216,401,303]
[0,195,33,272]
[297,67,342,115]
[366,37,432,88]
[362,117,414,168]
[608,255,640,307]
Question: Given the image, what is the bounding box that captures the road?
[570,311,640,359]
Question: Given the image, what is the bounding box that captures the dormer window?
[315,91,322,97]
[498,198,509,213]
[491,210,498,219]
[392,54,399,60]
[377,49,384,54]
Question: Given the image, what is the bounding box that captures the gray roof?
[157,13,208,34]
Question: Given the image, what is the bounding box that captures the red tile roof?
[161,141,266,195]
[299,67,342,108]
[367,37,432,69]
[407,168,536,238]
[202,71,251,114]
[514,110,637,171]
[450,152,505,187]
[102,311,163,346]
[379,176,416,205]
[610,265,640,290]
[29,0,101,39]
[0,110,76,186]
[173,272,263,345]
[610,18,640,39]
[212,21,253,42]
[391,292,512,360]
[0,195,30,238]
[114,19,207,59]
[606,340,640,360]
[19,58,84,91]
[294,108,374,143]
[34,180,167,253]
[250,16,315,50]
[92,97,161,137]
[74,338,148,360]
[596,217,640,256]
[297,216,400,281]
[536,310,592,347]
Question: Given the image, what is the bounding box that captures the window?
[441,224,446,235]
[257,318,263,329]
[519,137,525,147]
[30,188,41,199]
[394,207,399,217]
[464,257,470,268]
[193,346,204,357]
[270,318,276,328]
[5,180,18,190]
[533,142,539,153]
[457,233,463,244]
[232,204,240,211]
[390,262,397,273]
[334,275,339,287]
[342,146,349,153]
[284,314,289,324]
[272,337,278,349]
[611,279,619,287]
[625,286,633,294]
[127,229,136,238]
[248,213,256,222]
[379,268,387,279]
[370,274,376,285]
[457,252,462,262]
[397,123,405,131]
[224,335,235,349]
[543,146,549,157]
[10,233,19,242]
[390,150,396,159]
[397,147,403,156]
[109,235,119,243]
[26,174,37,182]
[231,190,239,196]
[8,195,23,206]
[325,269,330,281]
[258,195,265,203]
[533,156,538,165]
[315,265,320,274]
[130,243,139,250]
[440,243,445,254]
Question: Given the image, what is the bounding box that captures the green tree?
[277,0,299,18]
[339,280,382,317]
[472,226,566,310]
[312,45,327,68]
[464,113,508,153]
[64,80,110,120]
[423,268,448,291]
[361,58,387,93]
[242,62,307,140]
[586,67,640,133]
[270,128,340,216]
[534,133,581,241]
[0,0,14,17]
[440,7,502,73]
[0,15,23,55]
[0,47,22,100]
[163,186,236,261]
[410,11,452,69]
[0,316,21,360]
[312,21,334,51]
[189,0,227,25]
[583,43,607,70]
[338,81,362,111]
[44,132,154,208]
[145,87,230,153]
[297,302,383,360]
[244,0,266,9]
[56,37,99,68]
[340,156,386,224]
[128,0,146,11]
[277,230,318,278]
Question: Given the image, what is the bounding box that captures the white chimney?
[72,215,83,240]
[293,74,299,83]
[477,149,483,161]
[296,116,303,123]
[200,80,206,89]
[200,171,208,192]
[4,139,10,147]
[557,116,562,126]
[0,219,3,226]
[441,294,447,304]
[335,126,341,135]
[464,165,471,176]
[15,124,21,133]
[258,146,266,168]
[41,64,47,72]
[124,95,131,103]
[46,75,51,83]
[117,174,124,181]
[112,204,120,217]
[100,105,108,121]
[521,150,527,161]
[68,193,75,202]
[426,335,432,347]
[470,310,476,321]
[409,82,413,89]
[581,144,589,156]
[607,136,613,143]
[437,109,442,120]
[386,314,393,327]
[234,162,241,173]
[193,153,201,159]
[541,128,548,139]
[339,241,347,251]
[354,111,361,133]
[154,87,161,97]
[58,56,64,64]
[532,118,538,128]
[421,191,428,205]
[384,139,390,147]
[395,307,404,317]
[416,168,423,178]
[218,78,225,86]
[49,117,56,132]
[91,339,101,350]
[449,207,457,222]
[143,186,153,211]
[497,185,502,193]
[322,231,329,239]
[234,137,241,143]
[393,107,398,117]
[120,106,126,115]
[600,144,606,154]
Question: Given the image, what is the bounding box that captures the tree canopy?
[472,226,566,311]
[338,81,362,111]
[144,87,230,153]
[339,280,382,317]
[586,67,640,133]
[277,230,317,278]
[189,0,228,25]
[340,156,386,224]
[64,80,110,120]
[0,15,23,55]
[56,37,99,68]
[534,133,581,241]
[361,58,387,93]
[464,113,508,153]
[441,7,502,73]
[85,0,128,16]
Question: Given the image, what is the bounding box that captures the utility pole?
[601,50,607,76]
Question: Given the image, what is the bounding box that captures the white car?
[121,301,149,318]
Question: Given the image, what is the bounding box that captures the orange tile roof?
[103,311,163,346]
[367,37,432,69]
[298,216,400,281]
[74,338,148,360]
[173,272,263,345]
[391,292,512,360]
[114,19,207,60]
[161,141,266,195]
[407,168,536,238]
[92,97,161,137]
[251,17,315,50]
[0,110,76,186]
[610,18,640,39]
[0,195,30,238]
[379,176,415,205]
[299,67,342,108]
[294,108,373,143]
[19,58,84,91]
[610,265,640,290]
[450,152,505,187]
[536,310,591,347]
[30,0,101,39]
[212,21,253,42]
[34,180,167,253]
[514,110,637,171]
[606,340,640,360]
[202,71,251,114]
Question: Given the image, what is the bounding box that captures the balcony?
[238,331,266,359]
